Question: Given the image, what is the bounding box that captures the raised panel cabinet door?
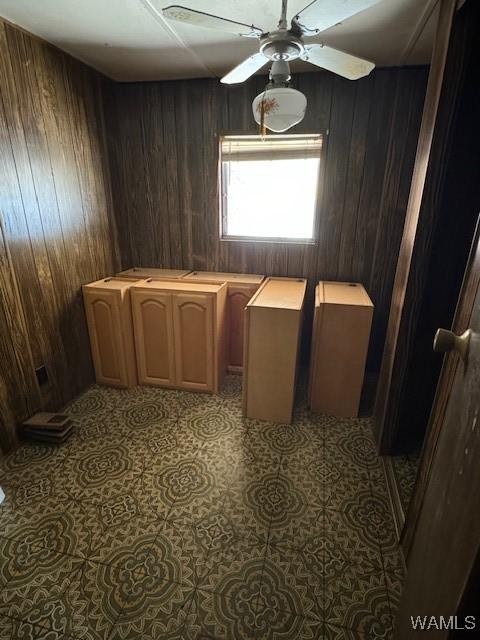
[131,291,176,387]
[173,293,214,391]
[228,284,258,371]
[84,290,127,387]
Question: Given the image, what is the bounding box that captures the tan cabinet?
[130,280,227,393]
[117,267,191,280]
[82,278,138,388]
[130,290,175,387]
[183,271,264,373]
[243,277,307,423]
[308,281,373,418]
[173,293,214,391]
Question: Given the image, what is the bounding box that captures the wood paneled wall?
[374,0,480,454]
[103,67,428,371]
[0,20,119,452]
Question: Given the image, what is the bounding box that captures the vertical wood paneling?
[104,66,428,369]
[374,0,480,454]
[0,20,119,451]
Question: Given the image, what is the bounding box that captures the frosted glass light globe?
[252,87,307,132]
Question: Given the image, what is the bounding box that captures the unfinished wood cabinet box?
[116,267,191,280]
[82,277,138,388]
[183,271,264,373]
[243,277,307,424]
[130,279,227,393]
[308,281,373,418]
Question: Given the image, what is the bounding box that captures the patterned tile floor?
[0,376,404,639]
[391,451,421,513]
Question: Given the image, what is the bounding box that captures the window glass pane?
[223,157,319,239]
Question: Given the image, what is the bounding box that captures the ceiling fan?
[162,0,381,83]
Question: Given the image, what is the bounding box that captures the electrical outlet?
[35,365,49,386]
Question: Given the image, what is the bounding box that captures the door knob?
[433,328,472,361]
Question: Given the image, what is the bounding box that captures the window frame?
[218,133,323,245]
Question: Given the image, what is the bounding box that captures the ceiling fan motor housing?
[260,31,305,62]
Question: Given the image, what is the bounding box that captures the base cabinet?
[131,291,175,387]
[82,278,138,388]
[173,294,214,391]
[243,277,307,423]
[116,267,191,279]
[131,280,226,393]
[227,284,259,372]
[182,271,264,372]
[308,281,373,417]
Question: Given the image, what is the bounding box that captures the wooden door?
[228,284,257,372]
[394,222,480,637]
[173,293,214,392]
[83,290,127,387]
[131,290,175,387]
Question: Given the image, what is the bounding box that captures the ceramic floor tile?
[0,480,73,542]
[152,516,214,587]
[328,490,387,558]
[323,624,369,639]
[220,470,280,544]
[66,385,119,417]
[59,498,162,568]
[359,489,398,560]
[156,454,231,523]
[2,383,404,639]
[323,508,383,570]
[323,445,372,483]
[0,616,43,640]
[254,608,324,640]
[184,587,260,640]
[322,560,393,638]
[277,458,324,506]
[32,628,74,640]
[384,570,403,622]
[140,429,200,476]
[218,374,243,400]
[110,586,194,640]
[142,460,195,522]
[39,560,133,640]
[245,420,314,465]
[118,394,179,430]
[199,537,267,598]
[183,507,240,557]
[179,399,246,442]
[267,484,323,551]
[60,413,131,457]
[323,478,374,515]
[184,590,324,639]
[0,536,83,627]
[0,441,67,478]
[261,546,323,622]
[58,443,143,504]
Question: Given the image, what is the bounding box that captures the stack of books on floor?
[21,412,74,443]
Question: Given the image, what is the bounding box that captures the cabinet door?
[83,290,127,387]
[131,291,176,387]
[228,284,258,371]
[173,293,214,391]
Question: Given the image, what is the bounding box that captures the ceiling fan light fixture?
[252,87,307,133]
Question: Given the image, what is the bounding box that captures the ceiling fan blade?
[221,53,268,84]
[293,0,383,34]
[162,5,263,38]
[302,44,374,80]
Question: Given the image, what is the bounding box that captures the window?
[220,134,322,243]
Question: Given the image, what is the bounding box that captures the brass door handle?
[433,328,472,361]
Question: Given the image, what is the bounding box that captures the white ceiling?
[0,0,437,82]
